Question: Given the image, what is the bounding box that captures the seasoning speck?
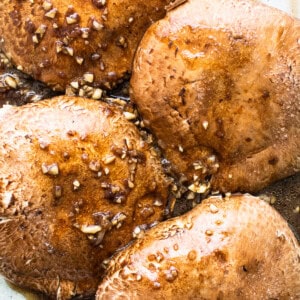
[41,163,59,176]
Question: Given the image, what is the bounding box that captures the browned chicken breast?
[97,194,300,300]
[0,0,170,91]
[0,96,170,298]
[130,0,300,193]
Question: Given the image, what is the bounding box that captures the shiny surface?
[97,194,300,299]
[0,0,170,91]
[0,97,169,298]
[130,0,300,193]
[0,0,299,299]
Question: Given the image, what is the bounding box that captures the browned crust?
[0,0,170,91]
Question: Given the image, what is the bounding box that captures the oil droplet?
[209,204,219,213]
[147,254,156,262]
[188,250,197,261]
[215,220,223,225]
[205,230,213,236]
[148,263,156,272]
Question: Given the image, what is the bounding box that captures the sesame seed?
[112,212,127,226]
[153,199,163,206]
[92,20,104,31]
[81,28,89,39]
[115,197,122,204]
[2,191,13,209]
[89,160,101,172]
[5,76,17,89]
[65,47,74,56]
[92,88,103,100]
[132,225,141,237]
[66,13,79,24]
[225,192,231,199]
[136,274,142,281]
[207,155,216,164]
[91,53,101,60]
[153,282,161,289]
[270,196,276,205]
[80,225,102,234]
[36,24,47,38]
[45,8,57,18]
[209,204,219,213]
[123,111,136,120]
[56,42,62,53]
[276,230,286,241]
[100,182,109,188]
[127,180,135,189]
[117,36,127,47]
[185,222,193,229]
[132,226,145,238]
[32,35,39,44]
[53,185,62,198]
[41,163,59,176]
[42,0,52,11]
[100,61,105,70]
[75,88,82,97]
[202,121,209,130]
[205,230,213,236]
[111,185,120,193]
[125,138,133,150]
[39,141,49,149]
[70,81,79,89]
[83,72,94,83]
[193,161,203,170]
[171,184,178,192]
[76,56,84,65]
[187,192,195,200]
[102,155,116,165]
[73,179,81,190]
[188,183,208,194]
